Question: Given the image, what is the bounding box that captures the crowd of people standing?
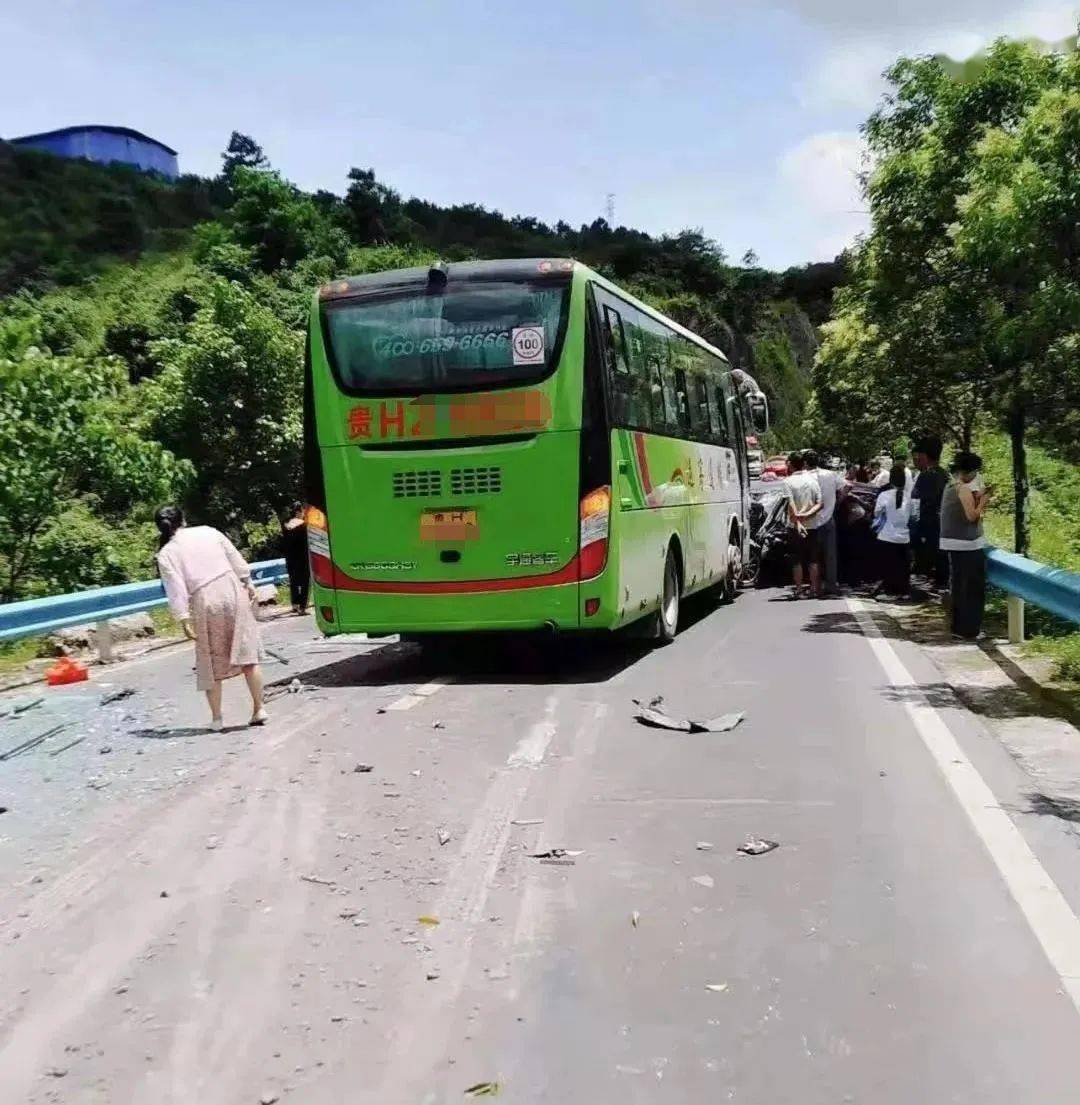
[779,436,992,640]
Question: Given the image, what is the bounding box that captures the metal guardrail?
[987,548,1080,643]
[0,559,289,649]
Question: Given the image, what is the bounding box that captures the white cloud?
[775,131,868,259]
[795,2,1078,110]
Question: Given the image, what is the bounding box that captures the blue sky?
[3,1,1075,268]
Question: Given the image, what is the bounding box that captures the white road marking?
[377,692,564,1095]
[507,696,559,766]
[385,677,453,711]
[848,597,1080,1015]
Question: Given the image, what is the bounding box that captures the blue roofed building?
[8,125,178,179]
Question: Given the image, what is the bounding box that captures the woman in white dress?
[156,506,267,730]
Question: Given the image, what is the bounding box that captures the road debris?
[437,828,451,846]
[432,720,445,729]
[529,849,583,860]
[485,967,509,981]
[695,841,714,851]
[465,1082,500,1098]
[510,818,543,826]
[87,777,110,790]
[48,736,85,757]
[259,1093,280,1105]
[417,915,440,927]
[737,837,779,857]
[692,875,714,888]
[705,983,729,993]
[426,970,440,981]
[99,745,112,754]
[353,763,374,773]
[100,686,136,705]
[410,769,422,777]
[299,874,337,887]
[265,648,290,666]
[45,656,88,686]
[46,1066,68,1078]
[1,723,68,762]
[159,890,169,898]
[13,697,44,715]
[338,909,361,920]
[631,910,641,928]
[632,699,745,734]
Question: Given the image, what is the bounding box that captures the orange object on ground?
[45,656,89,686]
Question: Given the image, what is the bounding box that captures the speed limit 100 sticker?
[511,325,545,366]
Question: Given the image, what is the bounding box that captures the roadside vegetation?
[809,37,1079,675]
[0,134,839,603]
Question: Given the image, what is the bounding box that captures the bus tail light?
[579,485,610,580]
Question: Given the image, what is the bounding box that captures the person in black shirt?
[910,437,949,590]
[281,502,310,615]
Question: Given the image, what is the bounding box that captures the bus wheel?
[720,538,742,604]
[653,548,681,644]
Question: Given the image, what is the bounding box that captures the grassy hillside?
[0,143,222,293]
[0,141,843,603]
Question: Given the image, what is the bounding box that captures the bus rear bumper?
[313,581,589,636]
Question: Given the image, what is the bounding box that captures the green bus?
[304,259,766,643]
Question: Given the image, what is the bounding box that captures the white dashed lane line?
[384,678,454,711]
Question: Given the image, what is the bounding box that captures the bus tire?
[720,532,742,605]
[652,546,681,645]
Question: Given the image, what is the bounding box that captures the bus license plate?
[419,509,479,542]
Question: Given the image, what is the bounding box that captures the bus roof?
[318,257,731,367]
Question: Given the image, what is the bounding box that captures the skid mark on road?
[376,693,577,1099]
[385,677,454,711]
[849,597,1080,1016]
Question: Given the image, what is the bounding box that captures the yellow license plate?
[419,509,479,542]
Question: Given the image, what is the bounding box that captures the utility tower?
[605,193,615,225]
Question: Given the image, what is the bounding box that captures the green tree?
[228,167,350,274]
[813,39,1077,552]
[150,277,304,533]
[0,323,189,601]
[221,131,268,182]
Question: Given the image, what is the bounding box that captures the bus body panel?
[319,431,579,588]
[306,259,755,638]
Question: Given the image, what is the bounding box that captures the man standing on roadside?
[911,436,949,591]
[784,451,823,599]
[803,449,841,596]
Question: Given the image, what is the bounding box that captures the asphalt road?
[2,590,1080,1104]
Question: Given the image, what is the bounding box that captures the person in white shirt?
[803,449,841,596]
[872,465,913,598]
[783,452,823,598]
[156,506,267,731]
[871,454,914,493]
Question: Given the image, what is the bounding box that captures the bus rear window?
[322,279,570,395]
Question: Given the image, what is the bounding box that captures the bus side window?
[704,379,723,442]
[659,359,681,434]
[713,386,732,448]
[603,305,629,377]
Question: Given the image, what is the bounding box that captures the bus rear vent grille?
[450,466,502,495]
[392,470,443,498]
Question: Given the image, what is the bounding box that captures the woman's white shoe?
[209,718,224,732]
[249,708,268,727]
